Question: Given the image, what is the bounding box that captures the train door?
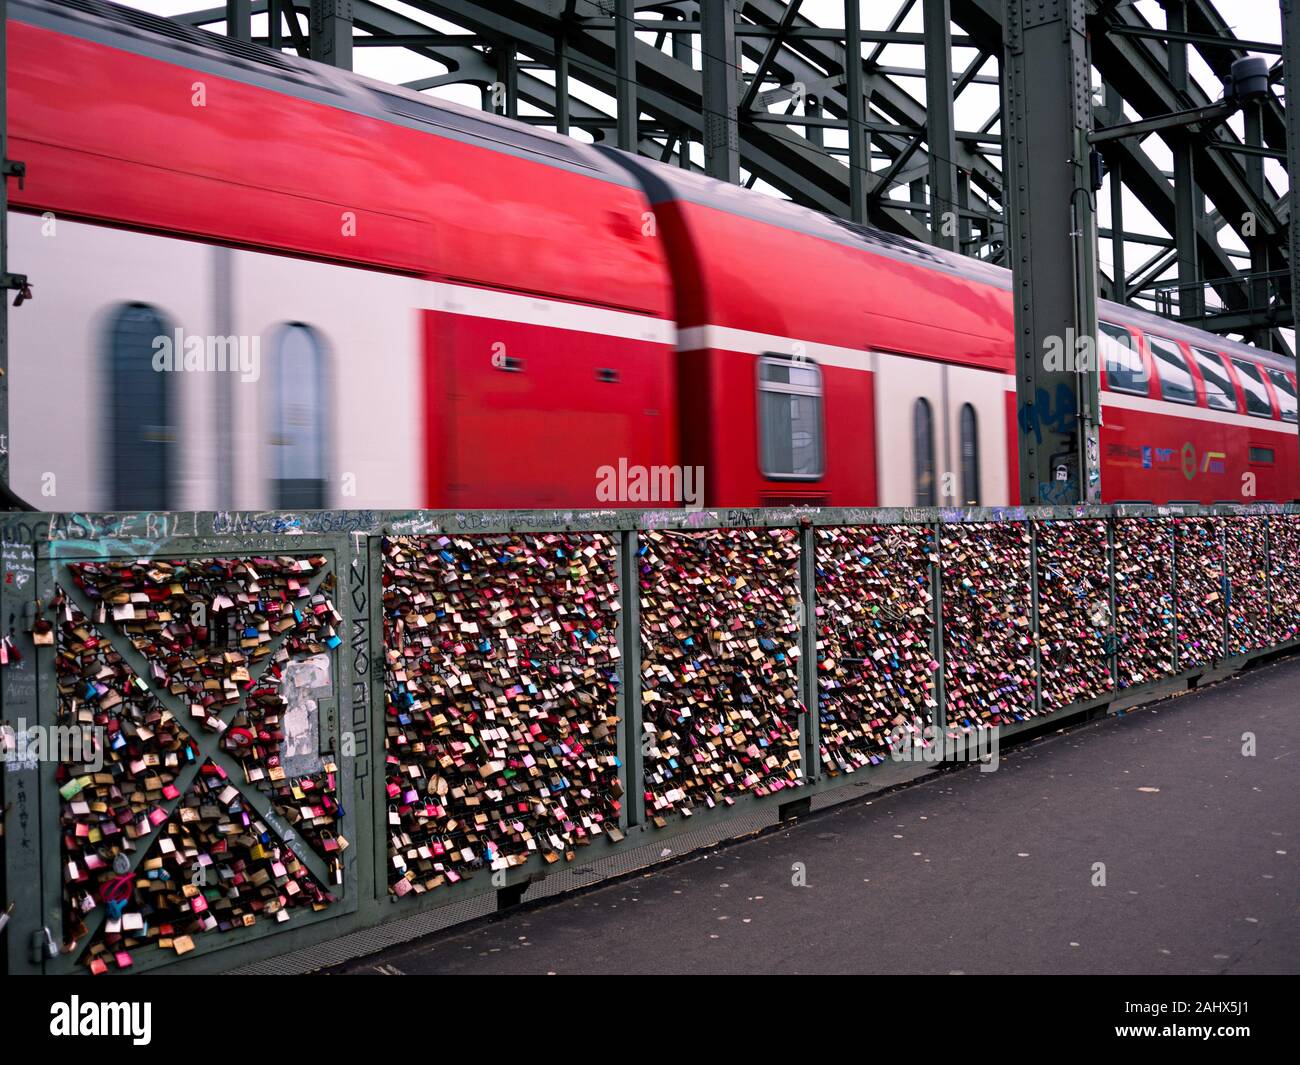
[873,352,1008,507]
[943,363,1010,506]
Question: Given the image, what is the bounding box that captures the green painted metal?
[1028,520,1043,719]
[618,530,644,828]
[2,502,1299,974]
[1106,518,1119,691]
[929,520,946,756]
[1003,0,1103,505]
[796,524,819,779]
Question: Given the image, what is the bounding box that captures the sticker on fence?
[50,555,344,972]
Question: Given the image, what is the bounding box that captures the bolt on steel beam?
[310,0,353,70]
[701,0,740,182]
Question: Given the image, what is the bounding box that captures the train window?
[757,356,824,479]
[1264,369,1297,423]
[959,403,980,505]
[1098,322,1148,394]
[1191,348,1239,412]
[1147,337,1198,405]
[270,324,329,508]
[913,398,936,507]
[1230,359,1275,418]
[108,302,173,510]
[1249,446,1275,464]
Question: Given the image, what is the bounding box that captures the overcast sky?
[126,0,1290,341]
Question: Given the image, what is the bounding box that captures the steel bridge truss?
[128,1,1299,354]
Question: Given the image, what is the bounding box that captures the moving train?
[6,0,1298,512]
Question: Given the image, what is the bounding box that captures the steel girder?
[953,0,1290,350]
[177,0,1009,240]
[167,0,1295,348]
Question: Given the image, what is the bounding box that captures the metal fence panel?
[3,503,1298,974]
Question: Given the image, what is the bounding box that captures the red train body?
[6,0,1298,511]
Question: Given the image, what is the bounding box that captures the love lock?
[223,725,255,753]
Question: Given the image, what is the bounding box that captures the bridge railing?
[3,503,1297,973]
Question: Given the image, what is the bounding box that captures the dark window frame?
[1147,336,1199,406]
[1098,321,1149,396]
[756,354,826,481]
[913,397,937,507]
[1230,358,1276,419]
[1190,347,1240,413]
[1263,368,1298,424]
[958,402,980,506]
[270,322,331,509]
[108,301,173,511]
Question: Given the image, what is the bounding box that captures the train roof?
[16,0,639,189]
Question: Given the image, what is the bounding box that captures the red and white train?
[7,0,1299,511]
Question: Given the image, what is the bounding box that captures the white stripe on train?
[674,322,1296,433]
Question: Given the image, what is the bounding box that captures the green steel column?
[924,0,959,250]
[619,529,644,826]
[1244,101,1272,349]
[226,0,252,41]
[310,0,352,70]
[798,523,820,780]
[1165,1,1202,321]
[701,0,740,182]
[494,46,518,119]
[1284,0,1300,481]
[845,0,868,223]
[930,520,947,760]
[614,0,637,152]
[554,29,570,136]
[1002,0,1102,505]
[1104,83,1127,304]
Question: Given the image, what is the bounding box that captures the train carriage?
[6,0,1297,511]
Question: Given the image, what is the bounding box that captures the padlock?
[33,926,57,962]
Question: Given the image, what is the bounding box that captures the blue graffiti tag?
[1017,383,1078,446]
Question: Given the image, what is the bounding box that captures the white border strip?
[425,280,676,344]
[676,324,875,371]
[1101,388,1295,433]
[474,302,1295,436]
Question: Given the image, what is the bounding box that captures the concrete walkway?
[339,655,1300,975]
